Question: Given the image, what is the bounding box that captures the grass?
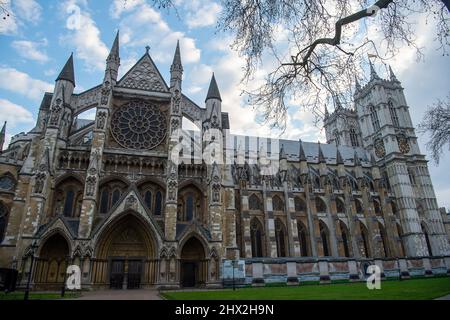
[161,277,450,300]
[0,291,81,300]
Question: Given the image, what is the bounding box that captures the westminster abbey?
[1,32,449,290]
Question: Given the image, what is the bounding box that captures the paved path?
[435,294,450,300]
[75,289,163,300]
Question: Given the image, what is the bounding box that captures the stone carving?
[110,100,167,150]
[100,81,111,105]
[120,58,166,92]
[125,194,137,208]
[96,111,107,130]
[50,99,62,126]
[172,89,181,113]
[85,176,96,197]
[34,172,46,194]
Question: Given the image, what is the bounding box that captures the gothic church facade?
[0,32,449,290]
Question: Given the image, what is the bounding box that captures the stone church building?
[1,32,449,290]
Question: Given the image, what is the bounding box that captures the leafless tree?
[218,0,450,130]
[418,95,450,164]
[0,1,11,20]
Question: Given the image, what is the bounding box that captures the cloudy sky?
[0,0,449,208]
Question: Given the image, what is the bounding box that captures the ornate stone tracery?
[110,100,167,150]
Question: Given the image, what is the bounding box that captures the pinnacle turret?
[205,73,222,102]
[56,53,75,86]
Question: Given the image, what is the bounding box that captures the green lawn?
[162,277,450,300]
[0,291,81,300]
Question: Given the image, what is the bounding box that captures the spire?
[0,121,6,151]
[324,105,329,118]
[389,65,399,82]
[369,59,380,81]
[171,40,183,72]
[318,142,326,163]
[335,96,343,110]
[108,30,120,61]
[205,73,222,102]
[336,147,344,165]
[298,139,306,161]
[56,53,75,86]
[353,150,361,166]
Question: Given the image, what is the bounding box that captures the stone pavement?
[75,289,163,300]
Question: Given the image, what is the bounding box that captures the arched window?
[391,201,399,218]
[155,191,162,215]
[315,197,327,213]
[378,222,388,257]
[373,200,382,216]
[355,199,363,214]
[63,190,75,217]
[408,168,416,186]
[177,185,203,222]
[53,177,84,218]
[389,102,399,127]
[275,219,287,257]
[272,195,284,211]
[185,194,194,221]
[369,105,380,131]
[249,194,262,210]
[350,127,359,147]
[294,197,306,212]
[138,181,165,216]
[97,179,128,215]
[336,198,345,213]
[144,190,152,209]
[333,130,340,146]
[111,189,121,207]
[422,223,433,256]
[0,175,15,191]
[340,221,350,258]
[251,218,264,257]
[359,222,370,258]
[99,189,109,214]
[0,202,8,243]
[297,221,309,256]
[320,221,331,256]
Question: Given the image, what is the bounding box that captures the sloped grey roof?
[39,92,53,110]
[205,73,222,102]
[56,54,75,86]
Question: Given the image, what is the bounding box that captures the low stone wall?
[241,256,450,285]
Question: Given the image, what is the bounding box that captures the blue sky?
[0,0,449,209]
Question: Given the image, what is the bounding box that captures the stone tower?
[353,62,450,257]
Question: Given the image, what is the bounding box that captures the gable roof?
[117,52,169,92]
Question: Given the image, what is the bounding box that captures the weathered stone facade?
[0,33,449,290]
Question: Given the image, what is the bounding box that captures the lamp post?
[24,239,38,301]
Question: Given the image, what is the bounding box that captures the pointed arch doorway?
[93,213,157,289]
[180,237,206,287]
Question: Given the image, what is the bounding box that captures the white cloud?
[109,0,145,19]
[0,99,35,129]
[60,0,109,71]
[14,0,42,24]
[0,0,18,34]
[184,1,222,29]
[11,39,49,63]
[115,2,201,65]
[0,66,53,101]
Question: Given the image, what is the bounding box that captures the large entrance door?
[110,260,124,289]
[127,260,142,289]
[181,262,196,287]
[180,237,206,288]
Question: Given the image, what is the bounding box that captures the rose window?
[111,101,167,150]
